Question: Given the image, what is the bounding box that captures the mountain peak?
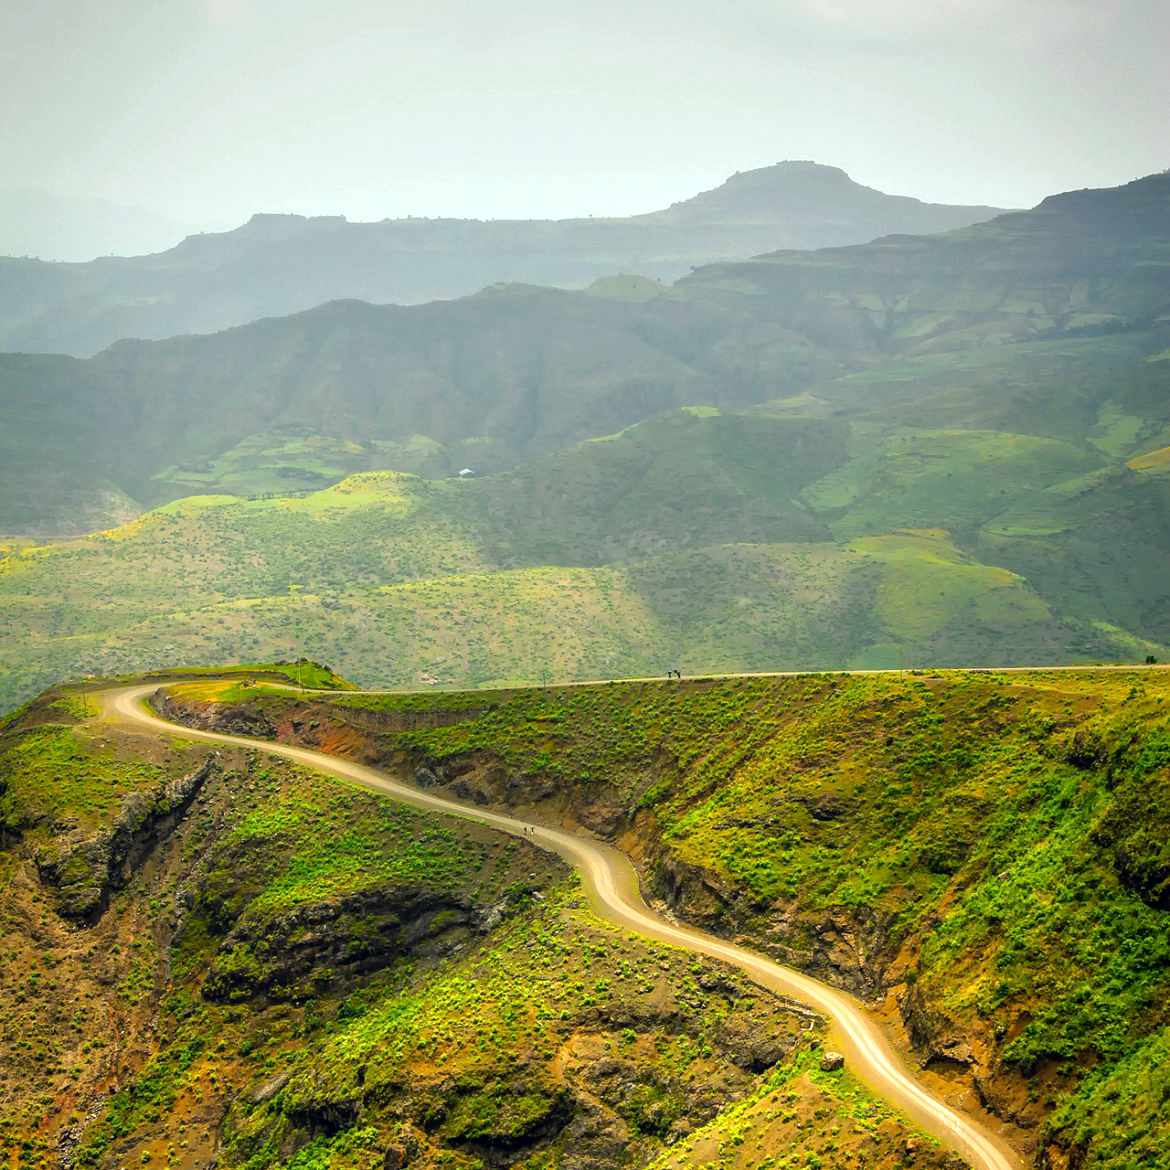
[643,161,1007,227]
[238,212,348,237]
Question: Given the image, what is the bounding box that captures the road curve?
[105,682,1022,1170]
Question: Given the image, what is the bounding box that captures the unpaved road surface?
[105,681,1022,1170]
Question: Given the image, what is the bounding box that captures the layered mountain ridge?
[0,161,1005,356]
[1,169,1169,707]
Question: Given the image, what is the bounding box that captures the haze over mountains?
[0,161,1005,357]
[1,171,1163,535]
[3,137,1170,1170]
[2,168,1169,707]
[0,188,205,263]
[8,2,1170,1166]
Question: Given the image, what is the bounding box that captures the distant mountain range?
[0,162,1006,356]
[2,171,1168,705]
[1,171,1163,535]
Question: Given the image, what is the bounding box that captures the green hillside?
[682,172,1170,361]
[0,678,964,1170]
[0,404,1154,711]
[2,173,1164,539]
[0,286,827,535]
[2,172,1169,707]
[106,664,1170,1169]
[801,428,1104,538]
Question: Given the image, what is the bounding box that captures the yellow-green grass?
[1126,443,1170,473]
[849,529,1051,645]
[2,531,1145,715]
[0,683,946,1170]
[255,665,1170,1167]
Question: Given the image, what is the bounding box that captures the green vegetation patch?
[279,667,1170,1164]
[801,428,1103,538]
[0,695,171,832]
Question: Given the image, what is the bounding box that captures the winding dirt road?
[105,682,1022,1170]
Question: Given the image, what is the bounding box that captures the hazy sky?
[3,0,1168,233]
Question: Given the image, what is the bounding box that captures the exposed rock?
[421,751,560,808]
[1038,1138,1088,1170]
[34,756,218,923]
[715,1013,795,1072]
[798,793,853,821]
[554,1097,629,1170]
[202,887,479,1002]
[153,690,276,738]
[576,798,627,837]
[820,1050,845,1071]
[900,982,978,1071]
[652,851,737,925]
[250,1070,292,1104]
[382,1125,425,1168]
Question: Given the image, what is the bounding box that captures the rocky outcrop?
[414,751,556,806]
[715,1012,798,1072]
[899,983,979,1071]
[35,756,218,923]
[202,887,483,1003]
[1038,1139,1088,1170]
[152,690,276,738]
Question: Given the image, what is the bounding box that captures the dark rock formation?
[35,756,218,923]
[202,887,481,1003]
[152,690,276,738]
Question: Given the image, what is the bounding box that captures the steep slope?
[0,286,833,535]
[161,667,1170,1170]
[0,674,960,1170]
[679,171,1170,359]
[0,162,1005,357]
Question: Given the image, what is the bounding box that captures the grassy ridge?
[231,667,1170,1168]
[0,682,953,1170]
[0,527,1141,713]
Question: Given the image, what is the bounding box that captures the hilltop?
[0,161,1005,357]
[0,670,967,1170]
[5,664,1169,1168]
[677,170,1170,360]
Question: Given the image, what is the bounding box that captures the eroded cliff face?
[151,689,1034,1151]
[158,693,925,987]
[149,668,1170,1170]
[3,686,962,1170]
[33,757,219,923]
